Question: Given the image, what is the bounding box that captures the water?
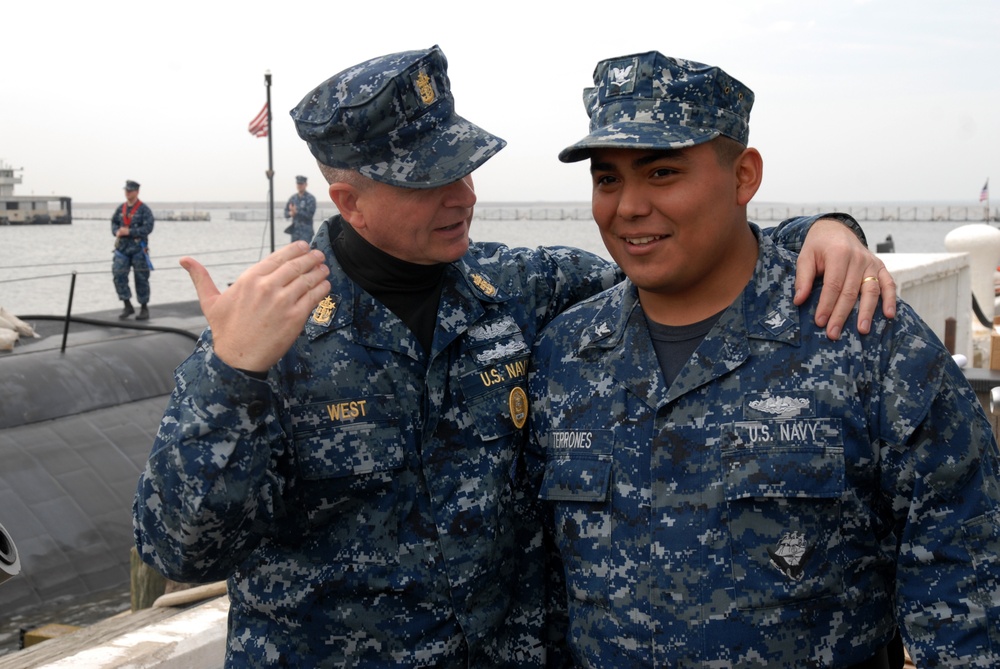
[0,201,984,318]
[0,203,611,317]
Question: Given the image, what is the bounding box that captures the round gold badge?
[509,386,528,429]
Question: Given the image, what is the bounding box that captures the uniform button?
[247,400,265,419]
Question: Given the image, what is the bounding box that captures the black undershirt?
[646,309,725,387]
[332,221,446,353]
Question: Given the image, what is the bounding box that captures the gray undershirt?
[646,310,725,387]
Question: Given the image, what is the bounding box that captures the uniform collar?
[580,223,800,352]
[303,216,513,357]
[577,224,802,408]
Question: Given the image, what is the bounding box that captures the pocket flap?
[723,444,844,501]
[539,456,612,502]
[292,396,402,480]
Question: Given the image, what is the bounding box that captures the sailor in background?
[111,180,154,320]
[283,174,317,243]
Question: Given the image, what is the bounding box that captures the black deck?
[0,302,206,649]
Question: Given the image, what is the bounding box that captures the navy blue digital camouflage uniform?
[284,186,317,243]
[134,215,618,667]
[132,46,869,668]
[528,45,1000,666]
[529,228,1000,667]
[111,191,154,305]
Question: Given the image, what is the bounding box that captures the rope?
[972,293,994,329]
[15,314,201,342]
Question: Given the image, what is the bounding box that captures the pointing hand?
[181,241,331,372]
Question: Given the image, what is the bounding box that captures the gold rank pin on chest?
[470,273,497,297]
[310,296,337,326]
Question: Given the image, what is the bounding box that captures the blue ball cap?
[559,52,754,163]
[295,175,307,184]
[290,45,506,189]
[124,180,140,191]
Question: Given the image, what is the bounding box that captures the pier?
[224,203,998,224]
[473,203,999,223]
[229,202,1000,223]
[748,204,998,223]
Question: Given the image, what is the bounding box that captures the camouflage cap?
[295,175,307,184]
[124,180,140,191]
[290,45,506,189]
[559,51,754,163]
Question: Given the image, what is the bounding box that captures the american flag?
[248,102,269,138]
[980,178,989,203]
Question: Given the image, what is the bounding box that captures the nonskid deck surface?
[0,302,206,655]
[6,300,205,357]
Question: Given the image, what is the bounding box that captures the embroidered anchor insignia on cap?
[767,531,814,581]
[310,296,337,326]
[415,71,435,105]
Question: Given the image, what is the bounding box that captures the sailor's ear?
[329,183,362,226]
[735,147,762,206]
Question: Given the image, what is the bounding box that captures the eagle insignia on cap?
[610,65,633,88]
[416,71,435,105]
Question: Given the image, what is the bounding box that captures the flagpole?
[265,70,275,252]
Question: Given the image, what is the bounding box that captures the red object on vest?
[121,200,143,228]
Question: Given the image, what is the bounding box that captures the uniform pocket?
[461,317,530,441]
[460,356,530,441]
[291,395,401,478]
[539,431,614,605]
[539,453,612,502]
[291,396,403,564]
[960,509,1000,648]
[722,419,846,610]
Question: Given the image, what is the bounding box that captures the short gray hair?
[316,161,371,190]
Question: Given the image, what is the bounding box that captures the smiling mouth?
[436,221,466,233]
[625,235,667,246]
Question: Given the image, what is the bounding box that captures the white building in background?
[0,161,72,225]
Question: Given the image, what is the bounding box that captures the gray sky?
[4,0,997,205]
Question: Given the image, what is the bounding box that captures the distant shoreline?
[66,200,997,209]
[68,201,998,225]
